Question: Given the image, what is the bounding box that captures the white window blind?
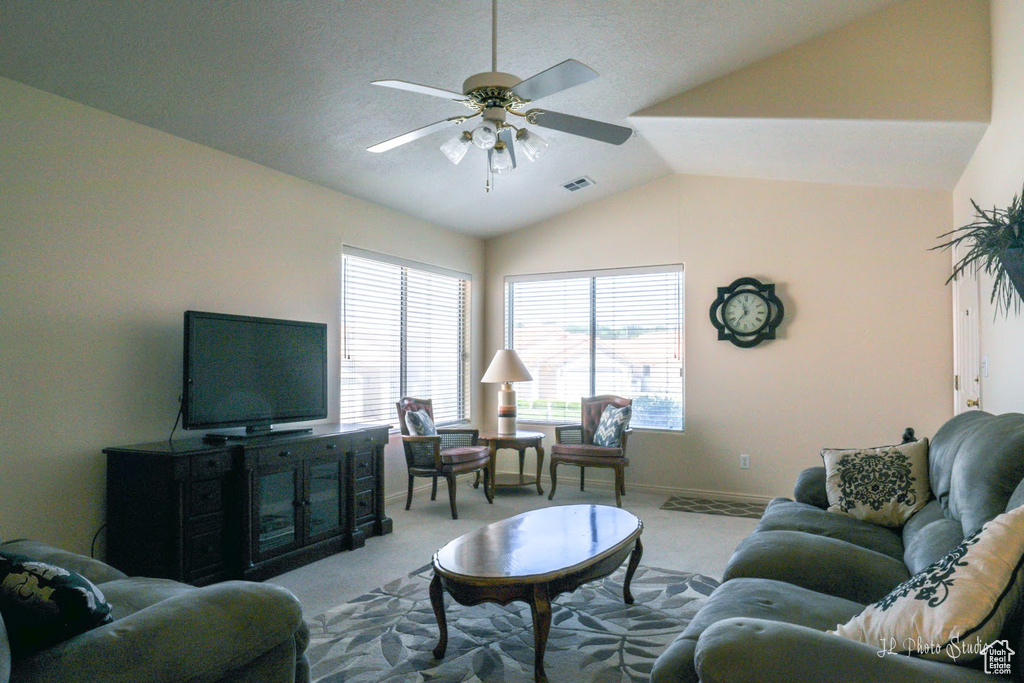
[506,266,684,430]
[340,250,470,428]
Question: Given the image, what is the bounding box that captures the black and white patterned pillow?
[594,404,631,448]
[822,439,930,527]
[404,409,437,436]
[830,503,1024,662]
[0,551,114,658]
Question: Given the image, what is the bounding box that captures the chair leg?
[620,466,627,495]
[473,470,480,489]
[614,466,623,508]
[446,473,459,519]
[431,476,438,501]
[547,460,558,501]
[405,474,415,510]
[580,467,585,491]
[482,467,493,504]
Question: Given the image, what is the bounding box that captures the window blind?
[506,265,684,430]
[340,251,470,428]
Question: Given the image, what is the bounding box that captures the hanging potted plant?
[934,184,1024,314]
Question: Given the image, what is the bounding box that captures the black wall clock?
[709,277,785,348]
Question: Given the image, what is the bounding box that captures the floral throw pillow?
[593,404,631,448]
[830,503,1024,663]
[821,439,930,527]
[0,551,114,658]
[404,409,437,436]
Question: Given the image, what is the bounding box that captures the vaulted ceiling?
[0,0,990,237]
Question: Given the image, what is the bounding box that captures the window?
[505,266,684,430]
[340,248,470,428]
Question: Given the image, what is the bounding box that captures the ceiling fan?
[367,0,633,180]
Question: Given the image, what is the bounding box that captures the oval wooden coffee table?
[429,504,643,683]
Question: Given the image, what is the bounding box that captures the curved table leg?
[531,584,552,683]
[623,537,643,605]
[534,444,545,495]
[430,573,448,659]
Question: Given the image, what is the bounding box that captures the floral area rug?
[306,564,718,683]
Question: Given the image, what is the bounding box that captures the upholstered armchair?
[395,397,493,519]
[548,395,633,507]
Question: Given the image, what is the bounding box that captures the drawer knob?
[326,443,337,450]
[278,451,291,458]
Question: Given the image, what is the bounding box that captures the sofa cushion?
[902,518,965,576]
[0,551,113,658]
[651,578,865,683]
[947,412,1024,537]
[756,499,905,560]
[822,439,930,527]
[831,503,1024,663]
[593,404,630,447]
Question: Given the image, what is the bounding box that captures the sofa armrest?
[0,540,127,585]
[1,615,10,683]
[793,466,829,509]
[11,581,305,683]
[723,530,910,604]
[695,618,993,683]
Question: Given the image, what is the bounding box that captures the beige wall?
[0,77,485,554]
[954,0,1024,414]
[485,175,953,501]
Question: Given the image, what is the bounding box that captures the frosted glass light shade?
[471,123,497,150]
[516,128,548,162]
[440,131,472,164]
[489,142,514,175]
[481,349,533,383]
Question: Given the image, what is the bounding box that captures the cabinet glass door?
[258,469,298,554]
[307,461,341,538]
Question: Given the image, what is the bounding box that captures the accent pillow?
[404,409,437,436]
[822,439,930,527]
[0,551,114,658]
[830,503,1024,663]
[593,404,631,448]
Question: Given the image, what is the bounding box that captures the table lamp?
[481,349,533,435]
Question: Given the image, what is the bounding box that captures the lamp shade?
[481,349,533,383]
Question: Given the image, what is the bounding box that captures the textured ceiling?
[0,0,922,237]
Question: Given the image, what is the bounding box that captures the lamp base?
[497,382,518,436]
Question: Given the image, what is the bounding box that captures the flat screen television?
[182,310,328,437]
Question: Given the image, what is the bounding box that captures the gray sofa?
[0,539,310,683]
[651,410,1024,682]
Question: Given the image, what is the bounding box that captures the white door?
[952,244,982,413]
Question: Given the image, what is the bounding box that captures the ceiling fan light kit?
[367,0,633,190]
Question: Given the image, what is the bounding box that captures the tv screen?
[183,311,328,434]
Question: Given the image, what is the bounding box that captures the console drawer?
[189,478,224,517]
[191,452,232,479]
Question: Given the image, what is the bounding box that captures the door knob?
[966,398,980,407]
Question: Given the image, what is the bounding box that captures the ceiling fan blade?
[527,109,633,145]
[511,59,599,102]
[367,117,465,153]
[372,79,467,102]
[499,128,517,169]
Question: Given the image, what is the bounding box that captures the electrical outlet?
[740,454,750,470]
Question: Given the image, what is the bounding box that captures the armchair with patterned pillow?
[548,395,632,507]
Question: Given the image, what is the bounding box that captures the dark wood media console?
[105,423,392,585]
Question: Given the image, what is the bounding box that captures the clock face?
[723,291,770,334]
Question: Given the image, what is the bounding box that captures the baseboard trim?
[384,470,777,507]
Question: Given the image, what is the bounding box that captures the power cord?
[90,522,107,559]
[168,395,183,443]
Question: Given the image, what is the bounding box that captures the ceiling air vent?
[561,176,595,192]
